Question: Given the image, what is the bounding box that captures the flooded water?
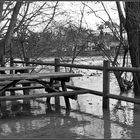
[0,56,140,139]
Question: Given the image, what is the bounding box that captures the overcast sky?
[27,1,122,32]
[57,1,120,30]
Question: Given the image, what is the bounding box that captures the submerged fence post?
[103,60,110,109]
[54,58,60,110]
[23,58,30,110]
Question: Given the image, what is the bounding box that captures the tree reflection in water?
[0,93,140,138]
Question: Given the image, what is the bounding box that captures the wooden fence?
[12,58,140,109]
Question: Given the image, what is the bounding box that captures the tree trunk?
[0,2,22,67]
[0,2,4,66]
[125,2,140,95]
[4,2,22,53]
[0,2,3,23]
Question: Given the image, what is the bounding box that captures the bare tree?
[117,2,140,95]
[0,1,61,64]
[81,1,131,91]
[0,1,22,66]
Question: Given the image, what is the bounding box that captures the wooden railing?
[12,58,140,109]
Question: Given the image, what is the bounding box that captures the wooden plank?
[107,94,140,104]
[0,80,37,86]
[7,85,44,91]
[54,58,60,108]
[0,72,82,81]
[66,85,140,105]
[13,60,103,70]
[103,60,110,109]
[61,80,71,109]
[0,89,90,101]
[109,66,140,72]
[12,60,55,66]
[66,85,103,96]
[0,66,35,71]
[46,78,54,104]
[13,60,140,72]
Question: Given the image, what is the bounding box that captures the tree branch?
[43,1,59,32]
[116,1,126,29]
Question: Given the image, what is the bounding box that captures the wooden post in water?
[23,58,30,110]
[10,42,14,71]
[55,58,60,73]
[10,57,14,68]
[25,57,30,70]
[54,58,60,110]
[22,58,30,95]
[103,60,110,109]
[10,57,16,96]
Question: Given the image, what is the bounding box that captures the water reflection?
[0,101,90,138]
[0,98,140,139]
[1,82,140,138]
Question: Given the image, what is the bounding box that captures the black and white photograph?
[0,1,140,139]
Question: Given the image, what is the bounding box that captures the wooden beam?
[0,72,82,81]
[7,85,44,91]
[66,85,140,105]
[109,66,140,72]
[66,85,103,96]
[12,60,103,70]
[107,94,140,104]
[61,80,71,109]
[54,58,60,108]
[0,80,37,86]
[13,60,140,72]
[0,66,35,71]
[103,60,110,109]
[0,89,90,101]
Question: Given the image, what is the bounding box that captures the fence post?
[25,57,30,69]
[55,57,60,72]
[54,58,60,110]
[10,57,14,75]
[23,57,30,91]
[10,57,16,96]
[103,60,110,109]
[22,58,30,110]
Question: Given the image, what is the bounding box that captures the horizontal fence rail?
[12,60,103,70]
[0,89,90,101]
[12,58,140,109]
[109,66,140,72]
[12,60,55,66]
[67,85,140,104]
[13,60,140,72]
